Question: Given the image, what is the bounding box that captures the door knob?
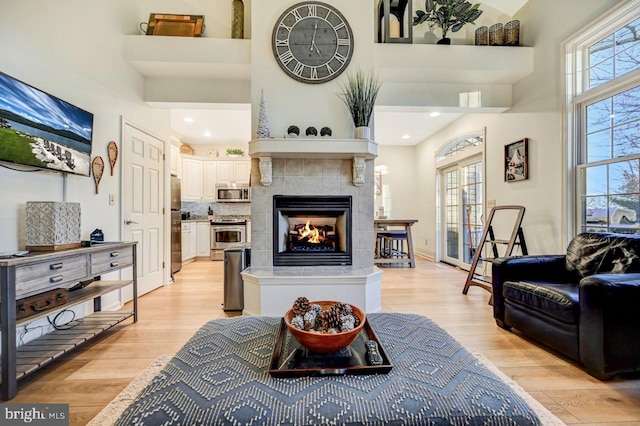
[124,219,139,225]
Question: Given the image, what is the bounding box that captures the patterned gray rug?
[94,314,565,425]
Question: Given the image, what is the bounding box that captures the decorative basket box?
[25,202,81,251]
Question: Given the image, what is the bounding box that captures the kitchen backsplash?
[182,202,251,219]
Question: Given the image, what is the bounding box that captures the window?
[567,2,640,235]
[437,134,483,160]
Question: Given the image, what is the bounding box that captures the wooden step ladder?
[462,205,528,300]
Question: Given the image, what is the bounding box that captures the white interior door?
[122,121,165,296]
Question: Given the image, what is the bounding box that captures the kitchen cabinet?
[182,158,203,201]
[217,160,250,184]
[182,222,195,261]
[202,161,217,201]
[197,222,211,257]
[170,144,181,177]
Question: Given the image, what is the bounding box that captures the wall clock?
[272,1,354,84]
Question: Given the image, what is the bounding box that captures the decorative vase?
[437,37,451,45]
[354,126,371,140]
[232,0,244,39]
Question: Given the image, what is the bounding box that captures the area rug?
[90,314,566,425]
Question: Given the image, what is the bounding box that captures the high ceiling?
[169,0,529,147]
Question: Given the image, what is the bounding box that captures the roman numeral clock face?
[272,2,354,84]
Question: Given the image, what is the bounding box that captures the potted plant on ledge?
[337,69,381,140]
[413,0,483,45]
[226,148,244,158]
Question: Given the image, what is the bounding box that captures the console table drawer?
[91,246,134,274]
[15,255,89,298]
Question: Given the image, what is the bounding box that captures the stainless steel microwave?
[215,183,251,203]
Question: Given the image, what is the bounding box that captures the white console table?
[0,242,137,400]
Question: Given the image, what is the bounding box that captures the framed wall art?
[504,138,528,182]
[374,171,382,195]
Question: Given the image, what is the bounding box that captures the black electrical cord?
[47,309,84,330]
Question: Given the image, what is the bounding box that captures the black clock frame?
[272,1,354,84]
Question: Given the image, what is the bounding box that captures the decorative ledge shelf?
[373,43,534,85]
[123,36,532,87]
[248,138,378,160]
[123,35,251,79]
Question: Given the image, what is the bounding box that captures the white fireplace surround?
[242,137,383,315]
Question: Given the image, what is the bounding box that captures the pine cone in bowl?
[284,300,366,354]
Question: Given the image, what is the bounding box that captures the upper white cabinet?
[217,160,250,184]
[203,161,217,201]
[180,156,250,200]
[170,144,181,177]
[182,158,203,201]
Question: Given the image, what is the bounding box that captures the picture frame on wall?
[374,172,382,195]
[504,138,528,182]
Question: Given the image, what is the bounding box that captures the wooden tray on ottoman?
[269,318,393,377]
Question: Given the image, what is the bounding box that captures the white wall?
[407,0,622,259]
[374,146,416,220]
[250,0,376,139]
[0,1,170,252]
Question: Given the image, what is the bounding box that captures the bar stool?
[379,231,408,259]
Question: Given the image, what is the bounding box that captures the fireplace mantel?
[248,138,378,159]
[249,138,378,187]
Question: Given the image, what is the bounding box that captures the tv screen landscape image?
[0,71,93,176]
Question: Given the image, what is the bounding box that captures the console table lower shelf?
[8,311,134,380]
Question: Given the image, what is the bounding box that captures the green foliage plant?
[305,126,318,136]
[337,69,381,128]
[226,148,244,156]
[320,127,332,137]
[413,0,483,41]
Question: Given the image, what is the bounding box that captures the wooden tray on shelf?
[144,14,205,37]
[269,318,393,378]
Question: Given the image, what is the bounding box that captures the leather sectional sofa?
[491,232,640,379]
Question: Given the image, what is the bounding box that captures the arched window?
[437,134,483,161]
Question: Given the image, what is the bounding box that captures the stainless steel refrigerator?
[171,176,182,275]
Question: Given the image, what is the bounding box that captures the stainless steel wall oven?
[210,218,247,260]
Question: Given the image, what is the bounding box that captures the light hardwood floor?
[10,258,640,425]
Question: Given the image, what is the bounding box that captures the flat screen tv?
[0,71,93,176]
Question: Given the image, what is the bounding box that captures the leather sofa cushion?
[566,233,614,278]
[566,232,640,277]
[600,235,640,273]
[503,280,579,324]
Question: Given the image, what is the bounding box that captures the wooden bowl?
[284,301,366,354]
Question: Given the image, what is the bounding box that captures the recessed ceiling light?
[402,134,411,139]
[184,117,194,123]
[430,112,441,117]
[203,131,212,137]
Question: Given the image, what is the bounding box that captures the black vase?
[437,37,451,45]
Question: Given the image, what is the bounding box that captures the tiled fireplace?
[241,138,382,316]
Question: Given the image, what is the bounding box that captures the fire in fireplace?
[290,219,336,252]
[273,195,352,266]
